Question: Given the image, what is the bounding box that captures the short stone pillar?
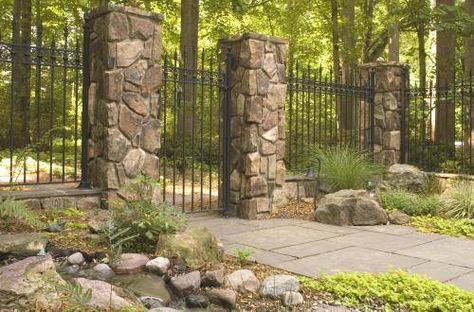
[360,62,409,166]
[220,33,288,219]
[86,6,163,192]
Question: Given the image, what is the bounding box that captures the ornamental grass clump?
[311,146,383,192]
[440,180,474,219]
[379,189,443,216]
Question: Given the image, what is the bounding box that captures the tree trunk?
[11,0,31,149]
[331,0,340,82]
[339,0,356,131]
[362,0,375,63]
[179,0,199,136]
[387,0,400,62]
[418,22,427,90]
[464,0,474,157]
[435,0,456,149]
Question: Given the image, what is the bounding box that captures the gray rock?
[202,268,226,287]
[0,255,65,310]
[206,288,237,310]
[225,269,259,293]
[146,257,170,275]
[91,263,114,280]
[185,294,210,309]
[63,264,80,275]
[73,277,132,309]
[259,274,299,298]
[149,308,181,312]
[385,164,427,192]
[111,253,149,274]
[140,296,164,309]
[0,233,48,256]
[87,220,103,234]
[388,210,411,225]
[315,190,388,226]
[170,271,201,297]
[280,291,304,307]
[67,252,84,265]
[46,220,67,232]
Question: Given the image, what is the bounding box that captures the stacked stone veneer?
[360,62,409,166]
[220,34,288,219]
[87,6,162,191]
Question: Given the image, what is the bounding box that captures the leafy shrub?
[0,196,43,227]
[233,247,253,266]
[422,175,444,195]
[56,281,93,312]
[310,146,383,191]
[379,189,443,216]
[110,176,187,253]
[300,271,474,311]
[440,181,474,219]
[411,216,474,239]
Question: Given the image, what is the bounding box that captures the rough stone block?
[122,93,148,116]
[117,40,144,67]
[141,119,161,153]
[245,152,261,176]
[262,53,277,78]
[124,60,147,86]
[129,15,154,40]
[241,70,257,96]
[230,117,242,138]
[106,12,129,41]
[103,70,123,101]
[276,140,285,160]
[245,176,268,197]
[267,154,276,180]
[230,169,241,191]
[244,96,263,123]
[242,124,259,152]
[276,161,286,186]
[256,70,270,96]
[262,126,278,143]
[260,140,276,155]
[267,84,286,111]
[385,111,400,131]
[104,128,131,162]
[240,39,264,69]
[152,25,162,63]
[119,104,143,140]
[144,65,162,94]
[240,197,270,219]
[383,131,400,150]
[142,153,160,178]
[123,148,146,178]
[262,111,278,131]
[96,100,118,127]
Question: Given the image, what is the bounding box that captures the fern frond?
[0,196,43,227]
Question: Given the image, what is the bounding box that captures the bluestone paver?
[408,261,473,282]
[189,216,474,290]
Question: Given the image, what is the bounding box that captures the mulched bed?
[272,199,316,221]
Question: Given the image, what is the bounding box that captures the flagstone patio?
[190,215,474,291]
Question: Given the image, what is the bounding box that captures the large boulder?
[111,253,149,274]
[0,233,48,256]
[315,190,388,226]
[384,164,427,192]
[158,228,223,269]
[0,255,64,311]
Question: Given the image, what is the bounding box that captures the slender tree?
[464,0,474,155]
[388,0,400,62]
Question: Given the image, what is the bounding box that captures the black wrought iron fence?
[285,64,375,171]
[0,1,84,186]
[158,50,230,213]
[407,79,474,174]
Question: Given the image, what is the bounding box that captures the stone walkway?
[189,215,474,291]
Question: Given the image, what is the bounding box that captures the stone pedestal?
[360,62,409,166]
[86,6,163,191]
[220,33,288,219]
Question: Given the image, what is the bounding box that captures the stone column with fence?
[86,6,162,192]
[360,61,409,166]
[220,33,288,219]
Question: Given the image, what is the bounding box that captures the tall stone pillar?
[360,61,409,166]
[220,33,288,219]
[86,6,163,192]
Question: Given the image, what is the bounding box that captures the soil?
[272,199,316,221]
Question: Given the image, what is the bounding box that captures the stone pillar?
[360,62,409,166]
[86,6,163,192]
[220,33,288,219]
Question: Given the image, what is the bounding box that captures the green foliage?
[379,189,444,216]
[411,216,474,239]
[56,281,94,312]
[233,247,253,266]
[110,175,187,253]
[440,181,474,219]
[422,175,444,195]
[102,223,139,264]
[300,270,474,311]
[0,196,43,227]
[310,146,383,191]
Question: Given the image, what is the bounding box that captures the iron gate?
[0,1,86,186]
[158,50,231,213]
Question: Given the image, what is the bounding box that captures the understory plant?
[310,145,383,191]
[301,271,474,311]
[0,196,43,227]
[440,180,474,219]
[379,189,443,216]
[411,216,474,239]
[110,175,187,253]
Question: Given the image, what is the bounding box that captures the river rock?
[67,252,84,265]
[170,271,201,297]
[225,269,259,293]
[281,291,304,307]
[146,256,170,275]
[91,263,114,280]
[315,189,388,226]
[206,288,237,310]
[0,255,64,311]
[73,277,132,309]
[259,274,299,298]
[202,268,226,287]
[185,294,210,309]
[388,210,411,225]
[63,264,80,275]
[385,164,427,192]
[0,233,48,256]
[112,253,149,274]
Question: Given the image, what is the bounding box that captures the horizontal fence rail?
[158,50,227,213]
[0,1,83,187]
[285,65,375,171]
[407,80,474,174]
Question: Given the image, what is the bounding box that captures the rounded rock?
[280,291,304,307]
[67,252,85,265]
[185,294,210,309]
[112,253,149,274]
[146,257,170,275]
[91,263,114,280]
[259,274,299,298]
[206,288,237,310]
[225,269,259,293]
